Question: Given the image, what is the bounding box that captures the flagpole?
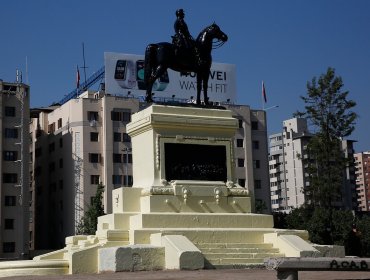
[262,80,265,110]
[76,65,80,98]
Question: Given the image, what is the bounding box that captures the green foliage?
[294,67,357,138]
[76,183,105,235]
[357,215,370,256]
[331,209,354,246]
[284,207,370,256]
[255,199,267,214]
[285,206,312,230]
[294,67,357,208]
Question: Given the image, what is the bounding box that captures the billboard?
[104,52,236,103]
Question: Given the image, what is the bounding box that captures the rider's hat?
[176,9,185,17]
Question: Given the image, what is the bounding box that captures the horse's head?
[208,23,228,43]
[197,23,228,49]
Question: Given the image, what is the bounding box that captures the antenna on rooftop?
[81,42,88,89]
[25,56,29,84]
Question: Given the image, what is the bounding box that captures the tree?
[76,183,105,235]
[294,67,357,208]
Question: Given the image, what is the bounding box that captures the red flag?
[76,65,80,88]
[262,81,267,103]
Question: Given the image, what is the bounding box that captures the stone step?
[205,257,265,268]
[203,252,285,259]
[130,212,273,229]
[196,242,275,249]
[130,228,283,244]
[200,247,280,254]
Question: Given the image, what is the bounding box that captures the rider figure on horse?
[173,9,195,57]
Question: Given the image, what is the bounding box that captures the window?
[113,132,121,142]
[5,219,14,229]
[113,153,122,163]
[111,111,121,121]
[5,196,16,206]
[253,160,260,169]
[254,179,262,189]
[91,175,100,185]
[123,153,133,164]
[90,132,99,142]
[49,162,55,173]
[59,138,63,148]
[111,110,131,122]
[59,180,64,190]
[3,151,18,161]
[48,123,55,134]
[89,153,101,163]
[4,128,18,138]
[251,121,258,130]
[237,158,244,167]
[5,106,16,117]
[49,142,55,153]
[112,175,122,185]
[122,112,131,122]
[238,179,246,187]
[88,111,99,121]
[238,119,243,128]
[58,118,62,129]
[35,148,42,157]
[252,141,259,150]
[3,242,15,253]
[122,133,131,143]
[3,173,17,183]
[59,158,63,168]
[123,175,133,186]
[236,139,244,148]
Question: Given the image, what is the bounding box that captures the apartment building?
[268,118,311,213]
[354,151,370,211]
[268,118,357,213]
[29,91,271,250]
[0,80,30,259]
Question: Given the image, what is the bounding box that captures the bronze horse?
[144,23,228,105]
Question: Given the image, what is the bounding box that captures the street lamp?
[122,147,132,187]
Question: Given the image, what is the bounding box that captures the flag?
[76,65,80,88]
[262,81,267,103]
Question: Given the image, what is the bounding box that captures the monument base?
[0,105,344,277]
[0,186,344,277]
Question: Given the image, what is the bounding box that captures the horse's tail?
[144,44,157,87]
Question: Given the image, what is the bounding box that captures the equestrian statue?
[144,9,228,105]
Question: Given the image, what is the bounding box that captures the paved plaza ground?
[2,268,370,280]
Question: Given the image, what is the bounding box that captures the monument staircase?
[198,242,283,268]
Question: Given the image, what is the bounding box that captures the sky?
[1,0,369,152]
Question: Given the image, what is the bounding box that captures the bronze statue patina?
[144,9,228,105]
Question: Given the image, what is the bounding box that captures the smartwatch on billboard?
[114,60,136,89]
[153,70,169,91]
[136,60,146,90]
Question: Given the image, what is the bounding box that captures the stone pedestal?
[0,105,343,277]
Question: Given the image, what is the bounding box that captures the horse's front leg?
[203,73,210,105]
[196,74,202,105]
[145,78,154,102]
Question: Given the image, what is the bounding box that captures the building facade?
[268,118,311,213]
[268,118,357,213]
[354,151,370,211]
[0,80,30,259]
[29,91,271,250]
